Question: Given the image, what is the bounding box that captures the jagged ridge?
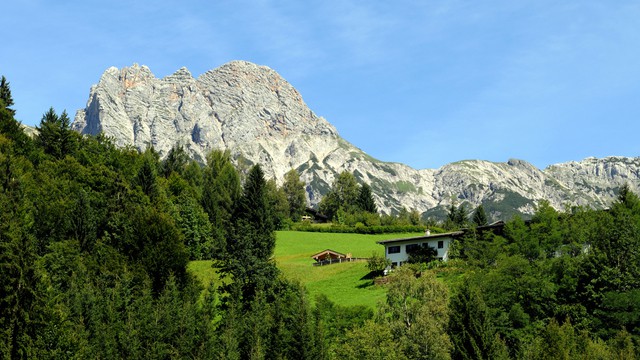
[73,61,640,219]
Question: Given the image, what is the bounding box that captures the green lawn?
[188,230,423,309]
[274,231,421,308]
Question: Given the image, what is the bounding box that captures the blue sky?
[2,0,639,169]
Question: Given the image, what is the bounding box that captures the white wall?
[383,236,453,266]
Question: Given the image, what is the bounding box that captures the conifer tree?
[472,204,488,226]
[0,77,30,155]
[0,76,15,115]
[36,108,78,159]
[161,144,189,178]
[201,150,241,258]
[357,183,378,214]
[226,164,278,301]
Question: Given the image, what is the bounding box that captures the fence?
[312,257,369,267]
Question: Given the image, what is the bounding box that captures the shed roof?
[311,249,347,260]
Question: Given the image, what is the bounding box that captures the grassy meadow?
[189,230,422,309]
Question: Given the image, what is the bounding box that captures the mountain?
[72,61,640,220]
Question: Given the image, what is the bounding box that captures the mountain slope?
[73,61,640,219]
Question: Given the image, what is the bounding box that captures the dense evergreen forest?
[1,75,639,359]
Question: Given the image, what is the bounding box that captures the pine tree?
[201,150,241,258]
[0,77,30,155]
[449,280,506,359]
[0,76,15,115]
[160,144,188,178]
[357,183,378,214]
[36,108,78,159]
[226,165,278,301]
[135,153,159,200]
[472,204,488,226]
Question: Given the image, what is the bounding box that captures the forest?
[1,75,639,359]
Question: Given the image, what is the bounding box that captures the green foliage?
[405,243,438,265]
[357,182,378,213]
[319,171,360,220]
[225,165,279,302]
[449,280,508,360]
[283,168,307,221]
[36,107,79,159]
[367,251,391,275]
[265,178,290,230]
[379,267,452,360]
[201,149,241,258]
[160,143,189,178]
[472,204,488,226]
[0,78,31,155]
[3,77,640,357]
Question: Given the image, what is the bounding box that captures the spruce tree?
[0,77,30,155]
[0,76,15,115]
[201,150,241,258]
[36,108,77,159]
[161,144,188,178]
[357,183,378,214]
[472,204,488,226]
[226,164,278,301]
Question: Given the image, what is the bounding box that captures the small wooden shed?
[311,249,350,262]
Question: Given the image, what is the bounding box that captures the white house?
[377,231,463,267]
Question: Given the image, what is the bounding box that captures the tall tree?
[379,267,452,360]
[36,108,78,159]
[135,152,159,200]
[0,77,30,155]
[226,164,278,301]
[282,169,307,221]
[160,144,189,178]
[472,204,488,226]
[319,171,360,221]
[449,280,507,360]
[201,150,241,258]
[265,179,289,229]
[0,76,15,115]
[357,183,378,214]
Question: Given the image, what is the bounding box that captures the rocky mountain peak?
[72,61,640,219]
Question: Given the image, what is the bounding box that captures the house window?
[406,244,420,253]
[438,240,444,249]
[388,246,400,254]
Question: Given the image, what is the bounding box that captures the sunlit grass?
[188,230,424,309]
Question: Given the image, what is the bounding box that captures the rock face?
[73,61,640,220]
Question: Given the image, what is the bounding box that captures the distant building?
[377,221,506,268]
[377,231,462,267]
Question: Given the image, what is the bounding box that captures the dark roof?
[377,221,507,246]
[377,231,464,245]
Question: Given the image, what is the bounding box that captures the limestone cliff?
[73,61,640,220]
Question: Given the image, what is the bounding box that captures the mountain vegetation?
[3,73,640,359]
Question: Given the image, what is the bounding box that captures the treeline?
[2,75,640,359]
[441,190,640,358]
[0,77,348,358]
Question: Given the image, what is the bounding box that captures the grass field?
[188,230,424,309]
[275,231,422,308]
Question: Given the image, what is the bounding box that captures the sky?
[2,0,640,170]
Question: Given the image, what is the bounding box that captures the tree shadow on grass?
[356,271,379,289]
